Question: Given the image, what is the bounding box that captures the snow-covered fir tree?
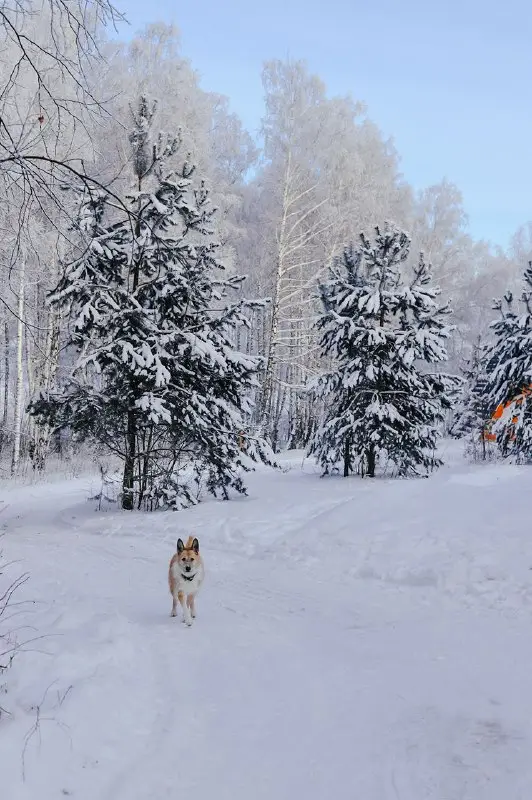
[30,97,273,510]
[308,223,459,478]
[483,263,532,461]
[450,337,491,459]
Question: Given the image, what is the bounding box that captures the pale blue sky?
[115,0,531,249]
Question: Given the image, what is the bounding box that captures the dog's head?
[176,536,200,574]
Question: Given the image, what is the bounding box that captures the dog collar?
[181,573,195,582]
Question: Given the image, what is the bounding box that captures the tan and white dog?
[168,536,204,626]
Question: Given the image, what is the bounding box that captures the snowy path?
[2,443,532,799]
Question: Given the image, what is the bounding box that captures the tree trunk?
[270,381,286,453]
[366,446,376,478]
[138,424,155,510]
[121,179,144,511]
[1,317,9,453]
[120,170,148,510]
[122,410,136,510]
[343,436,351,477]
[25,311,36,458]
[32,305,61,470]
[259,265,282,437]
[11,260,25,475]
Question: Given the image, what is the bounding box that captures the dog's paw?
[170,610,177,617]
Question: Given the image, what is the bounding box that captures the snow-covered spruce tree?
[30,97,273,510]
[308,224,459,478]
[483,263,532,461]
[450,337,491,460]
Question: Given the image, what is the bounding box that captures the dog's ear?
[192,538,199,554]
[176,538,184,553]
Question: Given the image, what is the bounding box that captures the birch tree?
[10,255,24,475]
[253,60,334,449]
[250,60,416,449]
[0,0,124,469]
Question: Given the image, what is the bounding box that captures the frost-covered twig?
[0,539,30,721]
[21,680,73,781]
[0,555,28,667]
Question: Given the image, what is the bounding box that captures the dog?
[168,536,204,626]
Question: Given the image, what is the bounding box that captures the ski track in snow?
[2,441,532,799]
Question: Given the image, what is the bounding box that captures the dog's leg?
[169,572,178,617]
[187,593,196,619]
[170,593,178,617]
[179,591,192,626]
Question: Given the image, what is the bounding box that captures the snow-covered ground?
[2,440,532,799]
